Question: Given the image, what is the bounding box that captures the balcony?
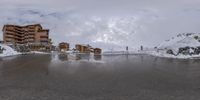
[5,32,14,36]
[28,32,35,35]
[5,38,14,42]
[40,35,48,38]
[14,28,23,32]
[40,38,48,41]
[5,36,21,40]
[27,28,36,32]
[16,33,24,37]
[9,29,23,33]
[5,34,15,38]
[5,31,24,37]
[5,30,15,34]
[15,37,23,40]
[28,35,35,38]
[27,39,35,42]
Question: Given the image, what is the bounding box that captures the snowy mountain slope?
[158,33,200,50]
[146,33,200,59]
[0,44,20,57]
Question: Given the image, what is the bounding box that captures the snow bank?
[146,50,200,59]
[0,44,20,57]
[103,51,128,55]
[30,51,51,54]
[102,50,149,55]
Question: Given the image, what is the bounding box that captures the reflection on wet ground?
[56,53,102,61]
[1,53,200,100]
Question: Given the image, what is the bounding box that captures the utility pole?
[126,46,129,54]
[141,45,143,51]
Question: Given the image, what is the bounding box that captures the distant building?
[94,48,102,54]
[59,42,69,52]
[75,44,91,53]
[2,24,52,51]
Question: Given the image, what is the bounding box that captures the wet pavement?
[1,53,200,100]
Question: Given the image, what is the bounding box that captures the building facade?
[75,44,102,54]
[75,44,91,53]
[59,42,69,52]
[2,24,52,51]
[94,48,102,55]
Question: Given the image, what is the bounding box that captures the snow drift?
[0,44,20,57]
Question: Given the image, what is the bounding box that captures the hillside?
[158,33,200,49]
[157,33,200,53]
[148,33,200,59]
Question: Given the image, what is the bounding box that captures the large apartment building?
[2,24,52,51]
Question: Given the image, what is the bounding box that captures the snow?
[148,33,200,59]
[158,33,200,50]
[66,50,74,54]
[100,33,200,59]
[146,50,200,59]
[0,44,20,57]
[103,51,129,55]
[30,51,51,54]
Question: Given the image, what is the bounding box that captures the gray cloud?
[1,0,200,50]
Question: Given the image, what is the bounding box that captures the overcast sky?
[0,0,200,50]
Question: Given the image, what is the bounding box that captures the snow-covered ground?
[30,51,51,54]
[0,44,21,57]
[103,50,146,56]
[142,50,200,59]
[102,49,200,59]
